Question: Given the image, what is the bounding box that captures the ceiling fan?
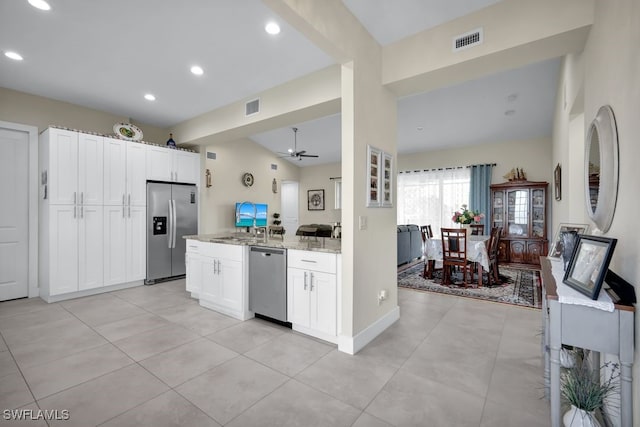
[278,127,319,160]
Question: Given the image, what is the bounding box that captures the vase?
[563,405,601,427]
[460,223,472,234]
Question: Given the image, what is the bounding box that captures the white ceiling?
[342,0,502,45]
[0,0,334,127]
[251,58,561,165]
[1,0,560,167]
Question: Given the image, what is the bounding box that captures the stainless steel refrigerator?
[146,181,197,284]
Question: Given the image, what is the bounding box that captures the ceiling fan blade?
[296,150,307,155]
[299,154,319,158]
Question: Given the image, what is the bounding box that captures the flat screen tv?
[235,203,268,228]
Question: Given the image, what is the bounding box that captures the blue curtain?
[469,164,493,234]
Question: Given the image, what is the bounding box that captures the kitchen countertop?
[183,233,341,254]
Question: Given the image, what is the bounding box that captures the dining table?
[423,235,491,287]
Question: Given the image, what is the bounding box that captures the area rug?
[397,263,541,308]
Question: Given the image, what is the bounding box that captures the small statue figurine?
[166,133,176,148]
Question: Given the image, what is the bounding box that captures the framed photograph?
[554,163,562,201]
[548,223,590,258]
[563,235,617,300]
[307,189,325,211]
[381,152,393,207]
[366,145,381,207]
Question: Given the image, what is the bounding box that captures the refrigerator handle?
[172,199,177,248]
[168,199,173,248]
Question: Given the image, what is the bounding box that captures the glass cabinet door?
[531,188,545,237]
[507,189,529,237]
[492,190,504,230]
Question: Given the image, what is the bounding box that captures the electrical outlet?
[377,289,388,305]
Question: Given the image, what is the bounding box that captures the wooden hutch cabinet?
[490,180,548,266]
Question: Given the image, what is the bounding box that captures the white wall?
[554,0,640,422]
[297,162,342,226]
[0,87,169,143]
[398,137,552,184]
[198,137,300,233]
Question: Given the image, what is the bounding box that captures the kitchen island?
[183,233,342,344]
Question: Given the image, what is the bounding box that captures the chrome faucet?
[236,201,257,234]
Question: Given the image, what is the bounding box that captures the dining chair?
[485,226,502,286]
[440,228,474,287]
[470,224,485,235]
[421,225,439,278]
[419,225,430,243]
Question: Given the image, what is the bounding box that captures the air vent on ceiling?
[271,164,278,170]
[245,98,260,116]
[452,28,483,52]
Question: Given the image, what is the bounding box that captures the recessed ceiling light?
[144,94,156,101]
[4,51,24,61]
[265,22,280,35]
[28,0,51,11]
[416,126,424,131]
[505,109,516,116]
[190,65,204,76]
[507,93,518,103]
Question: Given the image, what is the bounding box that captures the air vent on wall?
[245,98,260,116]
[452,28,483,52]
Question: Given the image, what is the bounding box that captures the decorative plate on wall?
[242,172,254,187]
[113,122,143,141]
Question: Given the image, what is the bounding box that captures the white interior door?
[0,127,29,300]
[281,181,299,235]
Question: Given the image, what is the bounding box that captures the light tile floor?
[0,280,550,426]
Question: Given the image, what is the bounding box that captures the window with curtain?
[397,168,470,235]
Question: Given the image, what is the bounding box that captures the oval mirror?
[584,105,619,233]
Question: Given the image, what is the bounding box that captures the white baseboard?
[42,280,143,303]
[338,306,400,355]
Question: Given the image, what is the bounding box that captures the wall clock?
[242,172,254,187]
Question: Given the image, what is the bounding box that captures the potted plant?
[561,356,619,427]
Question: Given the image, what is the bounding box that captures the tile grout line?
[350,294,460,426]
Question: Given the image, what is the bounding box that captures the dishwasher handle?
[250,247,285,256]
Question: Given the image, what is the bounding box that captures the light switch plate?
[359,216,367,230]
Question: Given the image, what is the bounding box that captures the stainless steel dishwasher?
[249,247,287,322]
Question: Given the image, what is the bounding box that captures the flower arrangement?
[451,204,484,225]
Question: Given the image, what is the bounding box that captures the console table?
[541,257,634,427]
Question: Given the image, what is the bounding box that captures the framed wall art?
[554,163,562,201]
[548,223,590,258]
[381,152,393,207]
[563,235,617,300]
[307,189,325,211]
[366,145,393,208]
[366,145,381,207]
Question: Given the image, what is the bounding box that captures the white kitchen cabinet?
[287,250,338,343]
[146,145,199,184]
[78,133,104,206]
[103,205,127,286]
[40,129,104,299]
[78,205,104,291]
[48,205,79,295]
[103,204,146,285]
[126,142,147,206]
[104,137,147,207]
[45,203,104,296]
[126,205,146,281]
[186,240,201,295]
[174,150,199,184]
[185,241,250,320]
[44,129,103,206]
